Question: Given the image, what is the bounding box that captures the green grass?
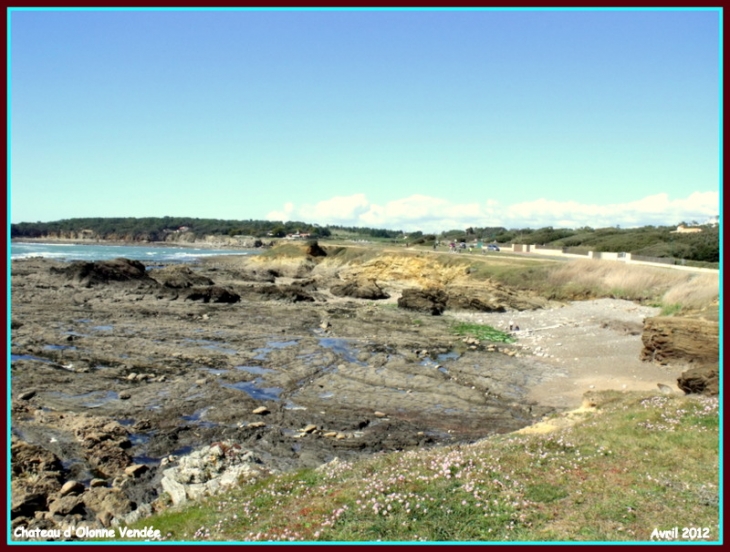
[659,303,683,316]
[452,322,515,343]
[107,391,718,543]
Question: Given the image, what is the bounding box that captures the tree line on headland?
[10,216,719,263]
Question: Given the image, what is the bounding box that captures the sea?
[10,241,260,264]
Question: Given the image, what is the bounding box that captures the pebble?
[124,464,149,478]
[59,480,85,497]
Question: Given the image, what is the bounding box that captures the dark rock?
[11,491,48,518]
[239,269,277,283]
[256,285,315,303]
[306,241,327,258]
[397,288,447,315]
[70,416,132,477]
[445,285,546,312]
[11,439,64,477]
[677,364,719,396]
[124,464,149,478]
[185,286,240,303]
[150,265,215,289]
[18,390,37,401]
[48,495,85,517]
[445,294,506,312]
[331,279,390,300]
[52,258,157,288]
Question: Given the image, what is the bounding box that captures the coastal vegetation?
[316,247,719,316]
[110,391,719,542]
[451,322,515,344]
[10,217,720,263]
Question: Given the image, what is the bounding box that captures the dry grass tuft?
[545,260,717,309]
[660,273,720,311]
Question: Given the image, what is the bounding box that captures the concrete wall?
[504,245,717,274]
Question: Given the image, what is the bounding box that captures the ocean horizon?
[10,241,260,263]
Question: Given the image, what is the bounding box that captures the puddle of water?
[74,318,92,324]
[46,389,119,407]
[318,338,363,364]
[63,331,87,337]
[253,349,271,361]
[173,445,194,456]
[284,401,306,410]
[181,406,218,428]
[438,367,449,375]
[319,392,334,399]
[92,325,114,331]
[200,367,229,375]
[132,454,160,466]
[43,344,77,351]
[437,351,461,362]
[220,379,283,401]
[130,433,151,446]
[11,354,53,364]
[183,338,241,356]
[268,340,299,349]
[236,365,275,375]
[11,426,27,440]
[117,418,135,426]
[253,340,299,361]
[203,345,238,355]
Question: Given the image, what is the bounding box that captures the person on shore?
[509,320,514,331]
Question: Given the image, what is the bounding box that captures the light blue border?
[6,6,13,547]
[717,7,725,549]
[5,6,726,12]
[6,5,724,546]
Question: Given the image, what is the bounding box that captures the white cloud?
[267,191,719,232]
[300,194,371,223]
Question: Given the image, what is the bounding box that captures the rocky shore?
[9,246,715,539]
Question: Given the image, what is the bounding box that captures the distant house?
[178,226,190,233]
[286,232,310,240]
[672,225,702,234]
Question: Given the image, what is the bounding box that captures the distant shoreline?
[10,237,263,250]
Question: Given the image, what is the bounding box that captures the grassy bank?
[309,244,719,314]
[113,391,718,543]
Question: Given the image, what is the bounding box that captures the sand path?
[445,298,685,409]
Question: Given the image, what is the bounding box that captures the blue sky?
[9,8,721,231]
